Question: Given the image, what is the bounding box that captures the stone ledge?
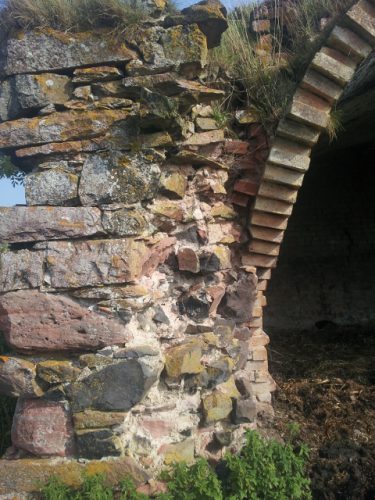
[0,457,149,495]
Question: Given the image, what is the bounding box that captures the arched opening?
[264,54,375,498]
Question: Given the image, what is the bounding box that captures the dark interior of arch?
[265,54,375,335]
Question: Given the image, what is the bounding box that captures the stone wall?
[0,1,274,491]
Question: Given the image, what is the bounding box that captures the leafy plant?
[120,476,149,500]
[159,458,223,500]
[0,154,25,186]
[223,431,311,500]
[212,105,231,129]
[39,476,73,500]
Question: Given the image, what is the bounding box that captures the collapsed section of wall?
[0,0,274,492]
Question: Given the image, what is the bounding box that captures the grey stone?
[0,290,130,352]
[76,429,121,459]
[0,357,43,397]
[44,239,151,288]
[102,208,148,237]
[69,358,162,412]
[0,79,11,122]
[79,151,161,206]
[0,207,103,243]
[0,31,136,76]
[235,398,257,423]
[0,249,44,292]
[218,272,257,323]
[25,169,79,206]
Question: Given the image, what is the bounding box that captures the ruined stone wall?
[0,1,274,491]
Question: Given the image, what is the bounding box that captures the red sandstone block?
[224,140,249,155]
[177,247,200,273]
[231,192,250,207]
[250,210,289,230]
[234,179,259,196]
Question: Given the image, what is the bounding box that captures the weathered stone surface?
[0,356,43,397]
[79,151,161,206]
[254,196,293,216]
[73,410,126,430]
[177,247,200,273]
[37,361,81,385]
[0,290,129,352]
[161,171,187,199]
[76,429,121,459]
[178,288,211,321]
[311,47,356,87]
[263,163,304,187]
[0,249,43,292]
[288,88,330,130]
[277,118,320,147]
[0,30,136,76]
[269,138,310,172]
[166,0,228,49]
[162,438,195,464]
[25,169,79,206]
[73,66,124,84]
[0,207,102,242]
[102,208,148,237]
[165,340,203,378]
[8,73,72,119]
[0,457,149,494]
[44,238,166,288]
[235,398,257,423]
[69,358,162,412]
[202,391,233,423]
[0,79,11,121]
[328,25,372,63]
[0,109,128,149]
[345,0,375,44]
[218,273,257,323]
[183,129,225,145]
[12,398,75,457]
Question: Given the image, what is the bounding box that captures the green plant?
[159,458,223,500]
[0,154,25,186]
[120,477,148,500]
[223,431,311,500]
[212,105,231,129]
[39,476,73,500]
[326,109,344,143]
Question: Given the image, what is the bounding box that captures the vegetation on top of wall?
[208,0,355,128]
[0,0,173,37]
[39,431,311,500]
[0,154,25,185]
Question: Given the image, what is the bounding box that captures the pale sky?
[0,0,250,206]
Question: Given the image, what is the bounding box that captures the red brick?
[231,192,250,207]
[224,140,249,155]
[234,179,259,196]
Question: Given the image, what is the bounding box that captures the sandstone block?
[254,196,293,216]
[12,398,75,457]
[70,357,162,412]
[0,109,128,149]
[0,249,43,292]
[73,66,124,84]
[162,438,195,465]
[0,30,136,76]
[73,410,126,430]
[0,207,102,243]
[235,398,257,423]
[44,238,157,288]
[311,47,357,87]
[177,247,200,273]
[241,252,278,269]
[36,361,81,385]
[0,290,129,352]
[249,239,280,257]
[251,210,289,230]
[196,117,218,130]
[0,79,11,121]
[160,171,187,199]
[25,169,79,206]
[345,0,375,44]
[165,340,203,378]
[202,391,233,423]
[328,25,371,63]
[183,129,224,145]
[0,356,43,397]
[79,151,160,206]
[288,88,331,130]
[250,225,284,244]
[257,181,298,203]
[263,163,305,187]
[268,138,311,172]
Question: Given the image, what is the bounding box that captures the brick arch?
[242,0,375,323]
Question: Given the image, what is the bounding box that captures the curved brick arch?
[243,0,375,317]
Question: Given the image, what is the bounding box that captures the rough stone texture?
[73,410,126,430]
[164,340,203,378]
[79,152,161,206]
[0,30,136,76]
[218,273,258,323]
[0,109,129,149]
[36,361,81,385]
[0,249,44,292]
[0,207,103,242]
[44,238,167,288]
[73,66,124,84]
[0,356,43,397]
[12,398,75,457]
[25,169,79,206]
[102,208,149,236]
[0,457,149,494]
[0,79,11,121]
[69,358,162,412]
[162,438,195,464]
[0,290,129,352]
[76,429,121,459]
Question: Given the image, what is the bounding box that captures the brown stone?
[328,25,371,62]
[263,163,305,187]
[178,247,200,273]
[252,19,270,33]
[183,129,225,146]
[36,360,81,385]
[12,398,75,457]
[0,207,103,243]
[161,171,187,199]
[288,88,331,130]
[202,391,233,424]
[73,66,124,84]
[162,438,195,464]
[258,180,298,203]
[254,196,293,216]
[345,0,375,44]
[0,290,129,352]
[165,340,203,378]
[73,410,127,430]
[0,356,43,397]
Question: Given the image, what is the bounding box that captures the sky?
[0,0,248,207]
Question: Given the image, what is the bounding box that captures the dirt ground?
[264,324,375,500]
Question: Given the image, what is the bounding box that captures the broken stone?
[152,306,170,325]
[73,66,123,84]
[73,410,126,430]
[218,273,257,323]
[160,171,187,199]
[178,287,211,321]
[0,290,129,352]
[0,30,136,76]
[196,117,218,130]
[164,340,203,378]
[0,249,43,293]
[36,361,80,385]
[79,151,161,206]
[183,129,225,146]
[162,438,195,464]
[177,247,200,273]
[235,398,257,423]
[0,356,43,397]
[202,391,233,424]
[102,208,148,237]
[76,429,121,459]
[79,353,114,369]
[0,207,103,243]
[12,398,75,457]
[69,358,162,412]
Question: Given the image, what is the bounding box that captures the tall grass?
[0,0,153,36]
[208,0,355,128]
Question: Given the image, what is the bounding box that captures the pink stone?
[11,398,75,457]
[177,247,200,273]
[139,417,175,439]
[0,290,130,352]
